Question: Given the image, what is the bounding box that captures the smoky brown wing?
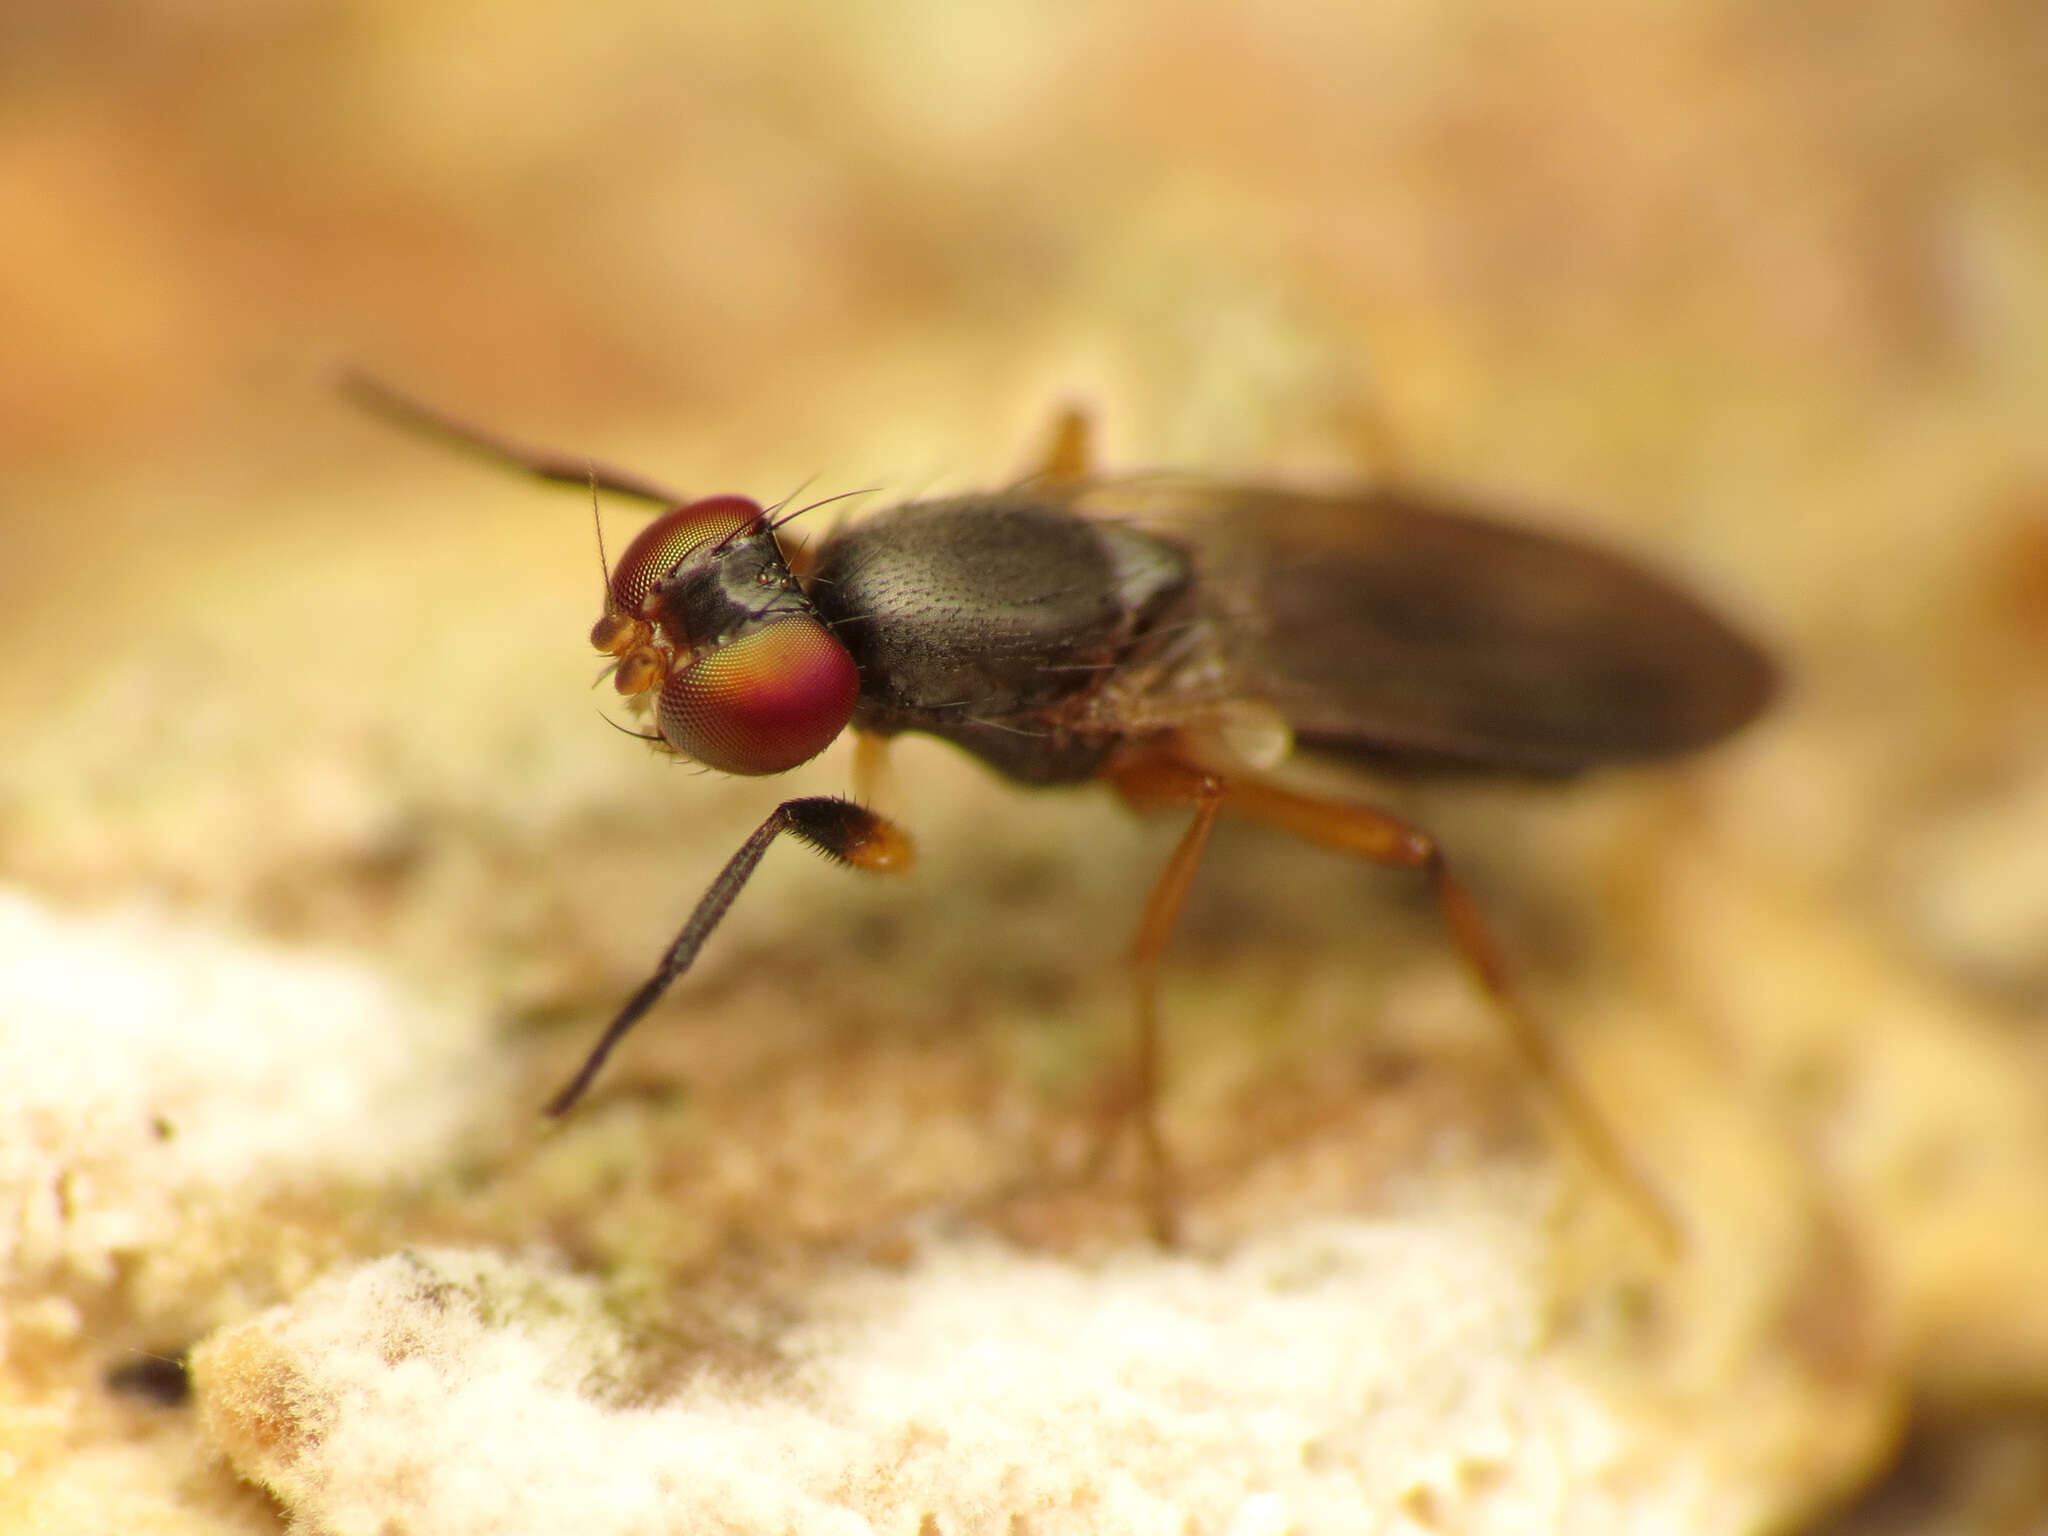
[1080,481,1779,775]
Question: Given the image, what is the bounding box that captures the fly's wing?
[1076,480,1779,775]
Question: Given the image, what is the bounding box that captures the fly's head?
[591,496,858,774]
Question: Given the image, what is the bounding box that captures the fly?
[346,376,1778,1248]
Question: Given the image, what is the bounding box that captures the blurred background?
[3,0,2046,1529]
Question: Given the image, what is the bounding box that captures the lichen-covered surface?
[2,2,2044,1531]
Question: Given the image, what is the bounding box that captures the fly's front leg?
[338,371,690,507]
[546,797,913,1117]
[1110,746,1682,1254]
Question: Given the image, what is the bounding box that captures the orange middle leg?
[1120,775,1225,1245]
[1107,745,1681,1252]
[1028,403,1097,484]
[851,730,895,814]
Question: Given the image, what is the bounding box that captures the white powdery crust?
[0,887,490,1291]
[193,1230,1737,1536]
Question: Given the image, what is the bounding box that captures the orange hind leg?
[1106,744,1681,1252]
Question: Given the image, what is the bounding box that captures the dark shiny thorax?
[806,495,1194,784]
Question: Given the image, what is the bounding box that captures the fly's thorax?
[809,497,1192,712]
[805,494,1196,783]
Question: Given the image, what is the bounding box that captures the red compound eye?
[656,616,859,775]
[603,496,764,619]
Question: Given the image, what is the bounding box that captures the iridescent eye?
[656,616,859,775]
[601,496,765,622]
